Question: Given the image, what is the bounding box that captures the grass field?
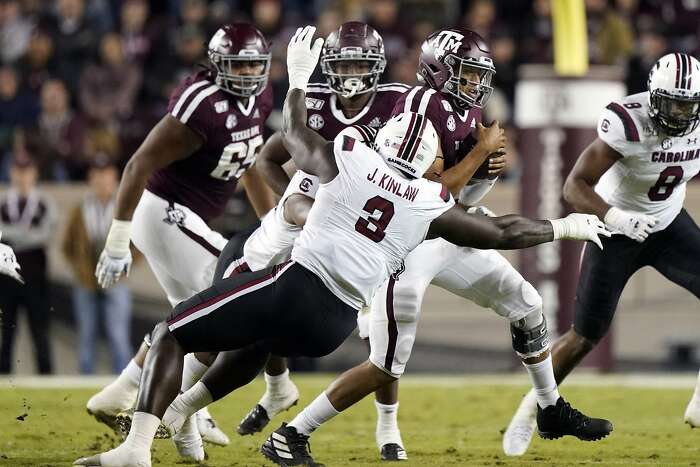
[1,375,700,466]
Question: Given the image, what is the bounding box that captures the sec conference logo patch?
[308,114,325,130]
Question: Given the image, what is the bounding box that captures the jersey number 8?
[210,135,264,181]
[648,166,683,201]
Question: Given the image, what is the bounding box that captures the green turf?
[1,376,699,466]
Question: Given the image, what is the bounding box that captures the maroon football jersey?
[390,86,481,169]
[304,82,410,140]
[146,70,273,222]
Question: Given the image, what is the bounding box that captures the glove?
[95,220,133,288]
[549,213,612,250]
[466,205,497,217]
[287,26,324,91]
[603,207,658,242]
[0,236,23,283]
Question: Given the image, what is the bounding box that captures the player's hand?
[487,149,507,177]
[475,121,506,155]
[466,205,497,217]
[287,26,324,91]
[95,249,132,289]
[603,207,658,242]
[549,213,612,250]
[0,238,23,284]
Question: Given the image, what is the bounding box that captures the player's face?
[667,99,700,121]
[228,60,266,76]
[458,65,482,100]
[333,60,372,75]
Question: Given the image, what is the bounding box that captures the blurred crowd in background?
[0,0,699,374]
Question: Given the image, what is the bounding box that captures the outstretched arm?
[428,206,610,250]
[281,26,336,182]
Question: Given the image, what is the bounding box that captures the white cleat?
[196,406,230,446]
[74,444,150,467]
[173,414,206,461]
[261,379,300,419]
[684,392,700,427]
[503,389,538,456]
[86,381,139,436]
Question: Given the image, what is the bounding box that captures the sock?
[264,369,291,396]
[375,401,403,448]
[119,359,142,388]
[124,411,160,452]
[522,355,560,408]
[181,354,209,392]
[163,382,213,434]
[288,392,339,436]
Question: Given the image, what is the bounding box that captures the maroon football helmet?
[208,22,271,97]
[320,21,386,98]
[417,28,495,109]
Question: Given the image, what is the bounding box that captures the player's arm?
[115,115,202,220]
[427,121,506,195]
[428,205,610,250]
[96,115,202,288]
[240,164,276,217]
[283,193,314,227]
[282,27,336,182]
[562,138,621,220]
[256,132,294,196]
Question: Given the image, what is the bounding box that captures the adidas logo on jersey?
[368,117,382,127]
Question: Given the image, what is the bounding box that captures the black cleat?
[237,404,271,435]
[380,443,408,461]
[260,423,324,466]
[537,397,613,441]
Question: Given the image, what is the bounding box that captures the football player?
[74,26,611,467]
[260,27,585,464]
[503,53,700,456]
[234,21,416,460]
[85,23,276,458]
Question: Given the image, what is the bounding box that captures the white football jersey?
[242,125,379,271]
[243,170,320,270]
[596,91,700,231]
[292,132,455,309]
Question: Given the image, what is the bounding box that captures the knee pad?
[510,308,550,359]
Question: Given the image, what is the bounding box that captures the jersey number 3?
[648,166,683,201]
[355,196,395,243]
[210,135,263,181]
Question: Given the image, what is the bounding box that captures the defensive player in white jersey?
[74,26,612,467]
[85,22,277,454]
[503,53,700,456]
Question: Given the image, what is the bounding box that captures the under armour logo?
[163,205,186,226]
[688,138,697,144]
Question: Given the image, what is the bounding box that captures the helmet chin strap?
[341,77,363,98]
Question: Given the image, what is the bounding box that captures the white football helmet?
[375,112,439,178]
[647,53,700,136]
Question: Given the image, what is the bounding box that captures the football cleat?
[537,397,613,441]
[684,392,700,427]
[173,414,206,461]
[238,381,300,435]
[502,389,537,456]
[73,443,150,467]
[260,423,324,466]
[196,407,230,445]
[380,443,407,461]
[86,382,138,437]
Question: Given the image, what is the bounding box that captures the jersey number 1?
[648,166,683,201]
[210,135,264,181]
[355,196,395,242]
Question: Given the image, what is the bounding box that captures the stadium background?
[0,0,698,377]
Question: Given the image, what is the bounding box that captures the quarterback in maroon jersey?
[86,23,277,459]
